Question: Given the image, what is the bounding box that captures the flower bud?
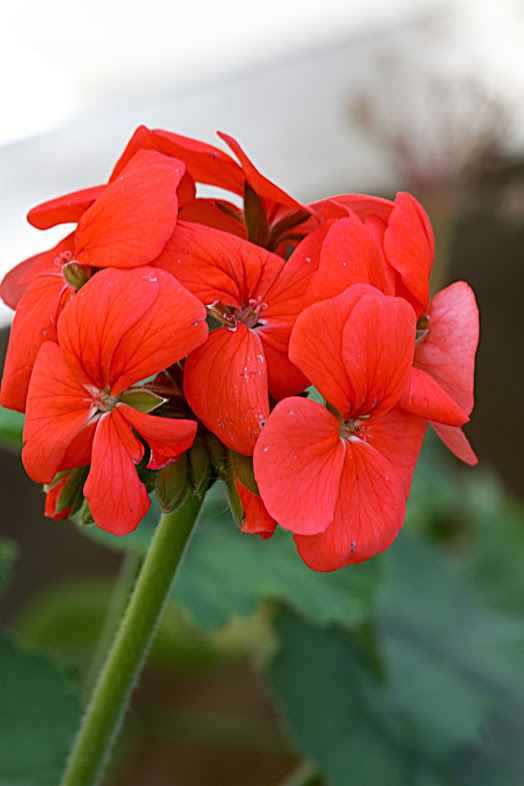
[44,467,87,520]
[204,430,228,477]
[155,454,188,513]
[189,431,212,496]
[62,261,90,290]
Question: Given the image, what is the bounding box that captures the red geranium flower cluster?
[0,127,479,570]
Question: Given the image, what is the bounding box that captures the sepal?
[155,454,189,513]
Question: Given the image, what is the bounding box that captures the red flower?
[1,150,185,412]
[154,222,313,454]
[22,266,208,534]
[253,284,427,571]
[294,192,477,460]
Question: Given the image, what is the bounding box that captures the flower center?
[339,414,371,440]
[92,388,120,413]
[234,296,268,329]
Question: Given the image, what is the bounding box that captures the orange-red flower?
[0,150,185,412]
[22,266,208,534]
[154,222,313,454]
[253,284,428,571]
[295,192,478,461]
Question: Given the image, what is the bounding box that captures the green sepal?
[204,430,228,477]
[226,458,244,528]
[119,388,167,413]
[228,449,259,495]
[55,467,88,515]
[244,182,269,247]
[189,431,212,495]
[155,455,189,513]
[76,499,94,526]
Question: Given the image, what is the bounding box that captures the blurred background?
[0,0,523,783]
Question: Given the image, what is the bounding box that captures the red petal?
[341,290,416,417]
[109,125,156,180]
[383,192,434,315]
[217,131,302,209]
[0,274,71,412]
[108,269,208,394]
[312,193,394,223]
[178,198,247,238]
[27,185,105,229]
[0,253,42,310]
[253,397,345,535]
[184,324,269,455]
[152,128,245,194]
[289,285,376,419]
[75,150,183,269]
[118,403,197,469]
[356,409,427,498]
[414,281,479,415]
[397,367,469,426]
[154,221,264,308]
[57,267,159,390]
[305,214,387,303]
[84,409,149,535]
[22,342,94,483]
[294,439,405,571]
[431,422,478,466]
[236,479,277,539]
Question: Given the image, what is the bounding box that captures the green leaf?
[0,537,18,597]
[79,484,381,631]
[0,632,81,786]
[0,405,24,451]
[266,536,524,786]
[266,609,454,786]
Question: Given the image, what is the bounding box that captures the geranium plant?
[0,126,484,786]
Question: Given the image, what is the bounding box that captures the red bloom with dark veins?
[253,284,428,572]
[0,150,185,412]
[154,221,313,454]
[22,266,208,534]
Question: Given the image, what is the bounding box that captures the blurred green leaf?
[15,579,222,679]
[79,484,381,631]
[0,537,17,597]
[0,632,80,786]
[0,405,24,451]
[266,535,524,786]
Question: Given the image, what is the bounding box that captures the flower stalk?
[60,492,204,786]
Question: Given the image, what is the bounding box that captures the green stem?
[83,550,142,698]
[60,493,204,786]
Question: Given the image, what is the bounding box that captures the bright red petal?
[75,150,183,269]
[414,281,479,415]
[217,131,303,210]
[178,198,247,238]
[357,409,427,498]
[118,403,197,470]
[431,422,478,466]
[294,439,405,571]
[383,192,434,315]
[27,185,105,229]
[341,290,416,418]
[0,253,42,309]
[108,269,208,394]
[305,214,387,304]
[184,324,269,455]
[57,267,159,390]
[154,221,264,308]
[22,342,94,483]
[236,479,277,539]
[0,274,72,412]
[253,397,345,535]
[152,128,245,194]
[289,286,377,419]
[84,409,149,535]
[397,366,469,426]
